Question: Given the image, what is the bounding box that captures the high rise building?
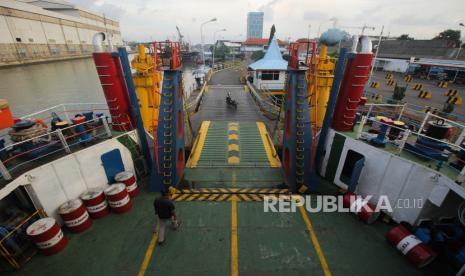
[246,12,264,39]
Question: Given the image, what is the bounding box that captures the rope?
[8,124,48,142]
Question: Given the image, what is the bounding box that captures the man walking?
[153,191,180,244]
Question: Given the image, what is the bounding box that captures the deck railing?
[364,90,465,125]
[19,102,110,125]
[0,103,127,182]
[246,81,283,120]
[355,102,465,182]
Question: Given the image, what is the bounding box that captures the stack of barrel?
[26,170,137,255]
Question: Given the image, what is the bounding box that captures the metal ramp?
[184,121,283,188]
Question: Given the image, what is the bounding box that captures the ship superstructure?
[0,30,465,276]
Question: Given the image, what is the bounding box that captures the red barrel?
[93,53,135,131]
[114,171,138,197]
[59,199,92,233]
[342,192,380,224]
[80,189,110,219]
[26,217,68,255]
[386,225,436,268]
[104,183,132,213]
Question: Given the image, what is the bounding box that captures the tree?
[210,42,230,61]
[251,50,264,61]
[268,24,276,45]
[397,34,414,40]
[434,29,461,45]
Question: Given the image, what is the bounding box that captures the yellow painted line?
[186,121,210,168]
[299,206,331,276]
[228,133,239,140]
[228,125,239,131]
[231,196,239,276]
[228,144,240,151]
[137,225,158,276]
[256,122,281,168]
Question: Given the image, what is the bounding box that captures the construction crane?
[176,26,184,43]
[176,26,190,53]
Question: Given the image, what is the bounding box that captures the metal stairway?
[282,69,316,192]
[149,42,185,192]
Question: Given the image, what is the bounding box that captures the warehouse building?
[0,0,123,66]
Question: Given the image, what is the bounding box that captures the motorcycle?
[226,91,237,109]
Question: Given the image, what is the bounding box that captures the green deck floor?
[8,177,450,276]
[185,121,283,188]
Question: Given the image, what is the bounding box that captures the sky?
[69,0,465,43]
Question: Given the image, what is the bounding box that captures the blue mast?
[117,47,152,169]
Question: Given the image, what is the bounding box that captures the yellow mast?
[131,44,162,133]
[308,45,335,128]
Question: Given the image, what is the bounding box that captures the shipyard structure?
[0,0,122,66]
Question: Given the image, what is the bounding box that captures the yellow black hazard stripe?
[444,89,458,97]
[418,90,432,99]
[386,79,396,86]
[412,83,423,90]
[437,81,448,88]
[370,81,380,88]
[169,187,291,202]
[446,96,462,105]
[404,75,413,82]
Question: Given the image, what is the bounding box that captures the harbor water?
[0,57,196,117]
